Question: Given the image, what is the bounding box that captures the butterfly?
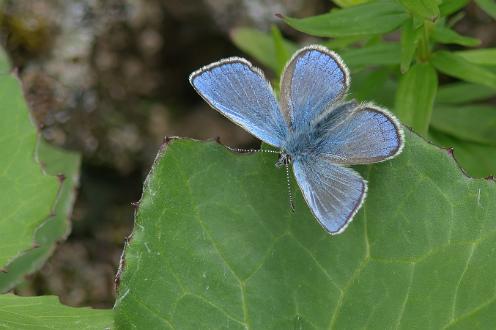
[189,45,404,235]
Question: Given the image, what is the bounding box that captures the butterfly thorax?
[281,124,321,163]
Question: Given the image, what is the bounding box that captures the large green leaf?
[0,141,81,292]
[431,104,496,146]
[114,130,496,329]
[282,2,408,37]
[431,51,496,89]
[0,74,60,269]
[0,295,112,329]
[395,63,438,135]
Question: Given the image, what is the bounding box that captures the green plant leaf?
[351,67,397,107]
[340,43,400,70]
[399,0,440,20]
[439,0,470,16]
[322,36,367,50]
[475,0,496,19]
[270,25,290,76]
[432,51,496,89]
[282,2,408,37]
[332,0,370,7]
[430,129,496,178]
[0,294,112,329]
[230,28,298,74]
[0,74,60,269]
[395,63,438,135]
[431,104,496,146]
[431,26,481,47]
[436,82,496,104]
[455,48,496,66]
[416,20,435,62]
[400,18,419,73]
[114,130,496,329]
[0,141,81,292]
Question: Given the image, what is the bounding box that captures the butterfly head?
[275,152,292,168]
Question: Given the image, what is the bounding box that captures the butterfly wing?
[293,156,367,234]
[190,57,287,147]
[280,45,350,129]
[314,103,404,164]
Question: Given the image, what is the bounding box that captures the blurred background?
[0,0,494,308]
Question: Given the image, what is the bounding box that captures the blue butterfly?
[190,45,404,235]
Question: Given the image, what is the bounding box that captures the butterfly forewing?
[190,58,287,147]
[280,45,350,129]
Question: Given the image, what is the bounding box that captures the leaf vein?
[449,242,476,322]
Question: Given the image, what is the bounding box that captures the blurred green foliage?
[0,141,81,292]
[0,64,59,269]
[231,0,496,178]
[0,295,112,329]
[0,44,107,327]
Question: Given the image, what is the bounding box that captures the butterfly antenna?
[226,146,279,154]
[285,162,295,212]
[226,145,292,209]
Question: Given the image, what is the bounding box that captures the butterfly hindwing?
[315,103,404,164]
[292,156,367,234]
[190,58,287,147]
[280,45,350,130]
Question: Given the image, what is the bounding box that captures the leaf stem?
[417,20,434,62]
